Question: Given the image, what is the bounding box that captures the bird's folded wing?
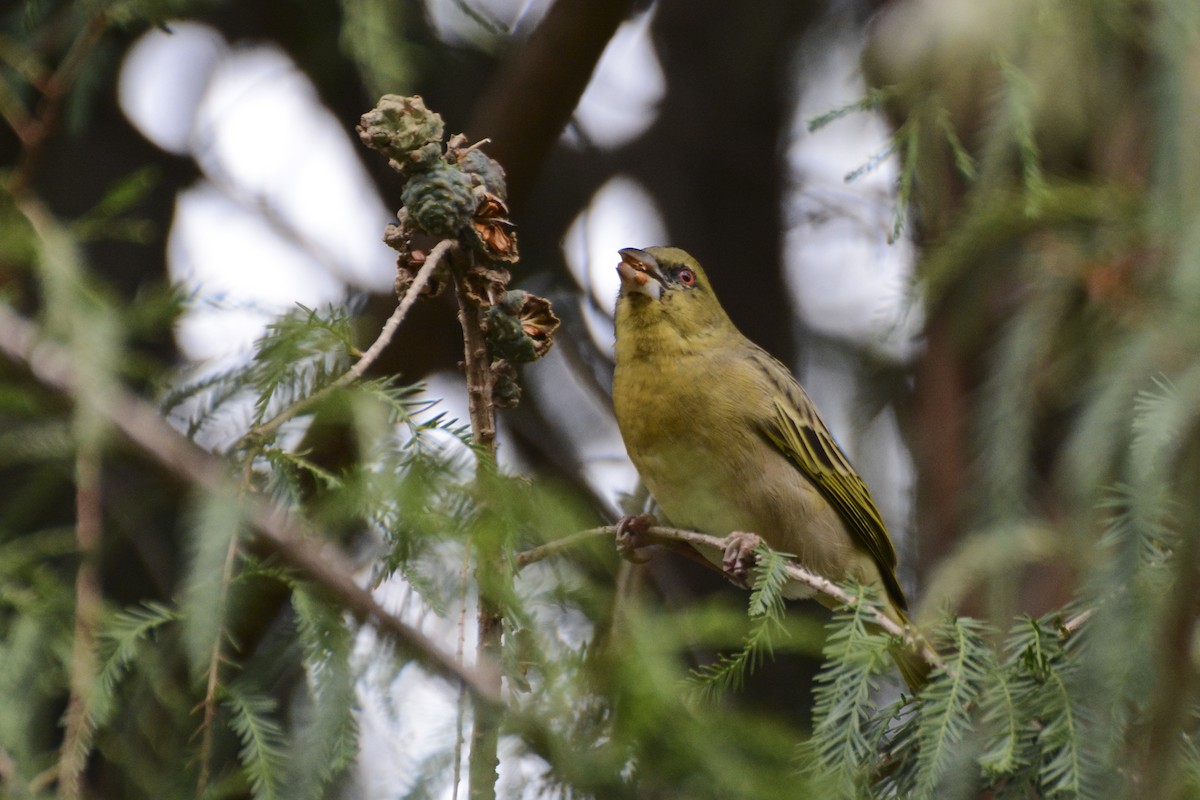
[761,396,907,610]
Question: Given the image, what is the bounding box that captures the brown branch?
[451,251,498,452]
[516,524,946,672]
[467,0,636,207]
[451,552,471,799]
[0,303,503,708]
[448,250,505,800]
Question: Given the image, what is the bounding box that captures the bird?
[611,246,926,690]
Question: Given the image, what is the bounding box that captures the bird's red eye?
[678,268,696,287]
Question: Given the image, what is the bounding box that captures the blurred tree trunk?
[864,0,1155,619]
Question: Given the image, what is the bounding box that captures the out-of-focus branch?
[467,0,636,207]
[12,9,110,193]
[56,449,103,799]
[195,497,244,797]
[0,303,503,708]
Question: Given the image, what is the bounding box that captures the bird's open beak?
[617,248,665,300]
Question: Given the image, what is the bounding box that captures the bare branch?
[340,238,457,385]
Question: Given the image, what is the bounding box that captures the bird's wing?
[752,350,907,610]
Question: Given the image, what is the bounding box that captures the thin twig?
[515,524,947,672]
[236,238,456,450]
[1063,606,1094,635]
[0,303,503,707]
[451,552,471,800]
[195,531,241,796]
[56,448,104,799]
[338,239,457,386]
[514,527,612,567]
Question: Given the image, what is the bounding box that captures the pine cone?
[401,164,477,237]
[357,95,445,174]
[483,290,559,363]
[459,149,508,200]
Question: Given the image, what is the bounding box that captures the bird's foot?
[722,531,763,585]
[615,513,657,564]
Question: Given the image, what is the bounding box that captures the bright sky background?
[117,4,919,795]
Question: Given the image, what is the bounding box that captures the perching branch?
[0,303,503,708]
[516,524,947,673]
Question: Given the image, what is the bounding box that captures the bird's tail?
[890,645,932,693]
[883,603,932,693]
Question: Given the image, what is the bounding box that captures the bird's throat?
[615,296,698,363]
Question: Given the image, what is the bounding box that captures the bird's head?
[615,247,734,342]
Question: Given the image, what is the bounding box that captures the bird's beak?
[617,248,665,300]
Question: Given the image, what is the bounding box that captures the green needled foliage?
[802,588,893,799]
[689,546,791,699]
[224,683,289,800]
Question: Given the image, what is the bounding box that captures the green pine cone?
[358,95,445,168]
[459,149,508,200]
[485,301,539,363]
[401,164,477,237]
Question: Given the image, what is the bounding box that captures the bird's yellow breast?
[614,320,796,536]
[612,299,867,584]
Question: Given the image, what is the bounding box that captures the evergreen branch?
[516,524,946,671]
[288,587,359,798]
[1040,668,1082,796]
[978,669,1022,777]
[0,303,503,707]
[912,618,992,797]
[804,593,893,797]
[10,8,110,194]
[807,87,893,132]
[224,683,289,800]
[234,238,456,451]
[93,601,179,719]
[689,547,791,698]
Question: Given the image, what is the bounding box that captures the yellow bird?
[611,246,925,690]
